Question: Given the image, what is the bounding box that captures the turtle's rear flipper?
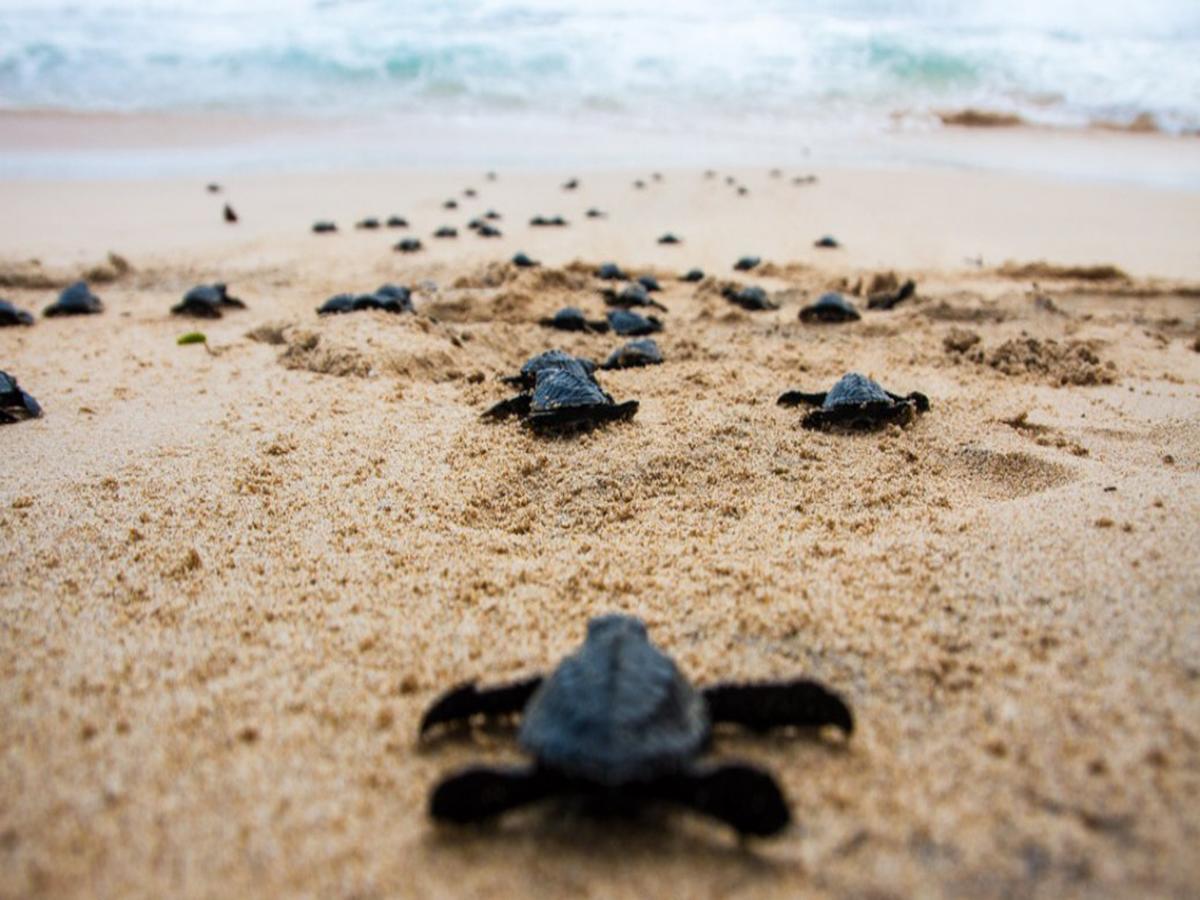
[430,765,556,824]
[777,390,826,407]
[703,680,853,735]
[482,394,532,420]
[656,764,790,837]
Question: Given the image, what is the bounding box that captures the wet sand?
[1,152,1199,898]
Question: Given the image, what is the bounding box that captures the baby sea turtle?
[443,199,458,210]
[0,370,42,424]
[586,208,606,219]
[356,217,380,230]
[539,307,609,333]
[395,238,423,253]
[484,209,502,220]
[317,284,413,316]
[733,256,761,272]
[477,224,502,238]
[595,262,628,281]
[633,179,645,190]
[172,283,246,319]
[680,268,704,282]
[608,309,663,336]
[434,226,458,239]
[223,203,238,224]
[601,338,663,370]
[386,215,408,229]
[658,233,681,245]
[737,186,749,196]
[778,372,929,430]
[464,188,477,198]
[563,178,579,191]
[637,275,662,293]
[530,215,568,227]
[500,350,596,390]
[313,220,338,234]
[723,285,778,311]
[867,279,916,310]
[421,614,852,836]
[814,235,840,249]
[601,282,668,312]
[483,364,636,431]
[799,292,860,323]
[0,299,34,327]
[44,281,102,317]
[512,252,540,268]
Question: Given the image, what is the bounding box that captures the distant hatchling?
[0,370,42,424]
[44,281,102,317]
[0,299,34,326]
[733,256,761,272]
[312,220,338,234]
[799,292,861,323]
[172,283,246,319]
[601,338,663,370]
[420,614,852,836]
[394,238,423,253]
[778,372,929,430]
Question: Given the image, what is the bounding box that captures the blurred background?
[1,0,1198,175]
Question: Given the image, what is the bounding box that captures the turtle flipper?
[702,679,853,735]
[430,765,557,824]
[482,394,533,420]
[655,764,790,837]
[777,390,826,407]
[419,676,544,737]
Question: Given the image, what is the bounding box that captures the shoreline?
[3,108,1200,190]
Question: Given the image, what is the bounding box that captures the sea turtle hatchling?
[512,252,540,269]
[799,292,861,323]
[680,268,704,282]
[867,279,916,310]
[483,361,637,431]
[44,281,102,317]
[420,614,853,836]
[607,309,662,336]
[317,284,413,315]
[601,338,663,370]
[394,238,423,253]
[0,299,34,326]
[499,349,596,390]
[778,372,929,430]
[0,370,42,424]
[733,256,761,272]
[595,262,628,281]
[658,233,681,245]
[723,285,778,311]
[433,226,458,239]
[386,215,408,229]
[601,282,667,312]
[538,307,609,333]
[313,220,338,234]
[171,283,246,319]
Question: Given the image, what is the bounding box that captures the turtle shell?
[44,281,102,317]
[726,285,777,311]
[434,226,458,238]
[680,269,704,282]
[0,370,42,422]
[395,239,423,253]
[317,294,358,315]
[512,252,539,268]
[313,221,338,233]
[733,256,761,272]
[506,350,595,388]
[596,263,627,281]
[637,276,662,293]
[386,215,408,228]
[544,307,589,331]
[602,338,663,370]
[799,292,860,323]
[0,299,34,326]
[823,372,891,408]
[519,615,709,785]
[607,309,662,336]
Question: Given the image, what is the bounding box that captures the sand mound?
[938,108,1024,128]
[0,251,132,289]
[949,334,1117,385]
[276,328,371,377]
[997,261,1129,282]
[924,300,1008,323]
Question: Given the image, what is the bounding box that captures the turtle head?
[585,614,648,644]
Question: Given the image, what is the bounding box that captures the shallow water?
[1,0,1198,136]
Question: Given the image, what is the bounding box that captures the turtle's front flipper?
[703,680,853,735]
[419,676,544,737]
[482,394,533,420]
[655,764,790,837]
[777,390,826,407]
[430,765,557,824]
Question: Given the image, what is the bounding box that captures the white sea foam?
[1,0,1197,135]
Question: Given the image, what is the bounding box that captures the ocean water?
[2,0,1199,136]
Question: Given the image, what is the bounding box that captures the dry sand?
[1,151,1199,898]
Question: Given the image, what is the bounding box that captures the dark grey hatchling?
[779,372,929,430]
[420,614,853,837]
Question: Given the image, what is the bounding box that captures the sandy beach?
[1,120,1199,898]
